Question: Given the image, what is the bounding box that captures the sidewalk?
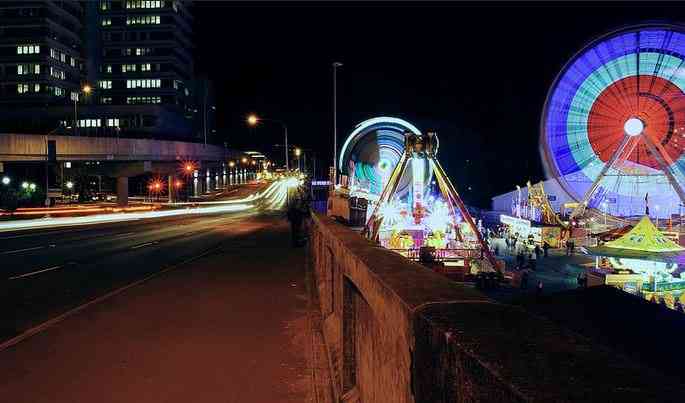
[0,216,326,403]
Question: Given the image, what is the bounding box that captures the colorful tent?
[604,216,684,253]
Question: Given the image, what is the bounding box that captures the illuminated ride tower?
[364,131,498,270]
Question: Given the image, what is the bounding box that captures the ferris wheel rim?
[338,116,422,173]
[539,21,685,203]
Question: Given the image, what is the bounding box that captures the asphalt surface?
[0,183,271,340]
[0,181,315,402]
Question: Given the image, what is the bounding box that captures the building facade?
[0,1,83,126]
[0,0,196,140]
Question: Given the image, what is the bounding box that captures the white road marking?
[0,245,222,352]
[130,241,159,249]
[8,265,63,280]
[0,246,45,255]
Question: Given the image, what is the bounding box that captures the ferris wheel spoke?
[570,134,633,219]
[641,133,685,205]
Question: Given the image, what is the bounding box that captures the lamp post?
[247,115,288,171]
[295,148,301,171]
[73,84,92,136]
[333,62,342,185]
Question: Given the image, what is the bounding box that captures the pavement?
[0,182,332,402]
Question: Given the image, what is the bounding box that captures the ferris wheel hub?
[624,117,644,137]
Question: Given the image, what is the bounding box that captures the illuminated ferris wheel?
[541,24,685,218]
[339,117,433,198]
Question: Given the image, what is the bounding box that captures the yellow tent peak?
[604,215,684,253]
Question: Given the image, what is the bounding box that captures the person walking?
[286,204,304,247]
[534,244,542,260]
[529,252,537,271]
[536,280,544,297]
[520,271,529,289]
[543,241,550,257]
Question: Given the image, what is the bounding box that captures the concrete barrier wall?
[309,213,684,403]
[0,133,236,162]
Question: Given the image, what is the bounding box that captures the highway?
[0,179,295,342]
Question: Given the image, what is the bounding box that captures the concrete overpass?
[0,133,254,205]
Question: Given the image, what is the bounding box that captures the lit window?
[70,57,76,67]
[50,67,65,80]
[101,97,112,104]
[122,64,137,73]
[60,53,65,63]
[34,84,40,92]
[126,15,161,25]
[141,63,151,72]
[98,80,112,89]
[17,44,40,55]
[71,92,79,102]
[126,0,164,9]
[17,84,29,94]
[101,18,112,26]
[106,65,112,73]
[100,0,111,11]
[34,64,40,74]
[17,65,24,75]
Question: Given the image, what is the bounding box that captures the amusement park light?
[295,148,301,157]
[229,161,235,168]
[82,84,92,94]
[624,117,644,137]
[251,160,256,166]
[175,180,183,188]
[241,157,247,164]
[1,176,9,185]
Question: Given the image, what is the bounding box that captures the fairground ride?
[364,131,499,271]
[541,23,685,224]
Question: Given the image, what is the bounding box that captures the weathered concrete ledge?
[309,213,684,402]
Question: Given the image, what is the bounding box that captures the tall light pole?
[333,62,342,185]
[295,148,301,171]
[73,84,91,136]
[247,114,288,171]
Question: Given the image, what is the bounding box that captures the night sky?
[193,1,685,207]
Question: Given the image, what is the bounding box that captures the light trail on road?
[0,178,297,233]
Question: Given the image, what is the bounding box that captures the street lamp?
[295,148,301,171]
[66,181,74,189]
[29,183,36,191]
[1,176,9,185]
[21,182,29,189]
[74,84,92,136]
[247,114,289,171]
[333,61,343,185]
